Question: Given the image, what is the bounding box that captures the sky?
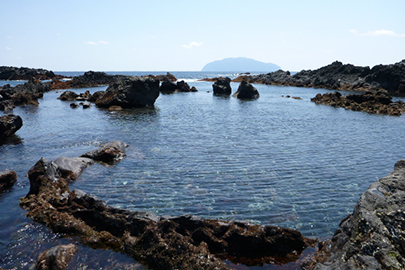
[1,0,405,71]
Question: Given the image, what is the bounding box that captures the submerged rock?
[36,244,78,270]
[80,141,128,163]
[303,160,405,269]
[20,142,316,269]
[0,170,17,191]
[233,80,260,99]
[95,76,160,108]
[212,77,232,95]
[0,114,23,138]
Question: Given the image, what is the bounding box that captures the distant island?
[201,57,281,72]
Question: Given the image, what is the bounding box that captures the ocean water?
[1,71,405,269]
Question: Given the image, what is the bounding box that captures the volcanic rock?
[233,81,260,99]
[0,170,17,191]
[212,77,232,95]
[0,78,51,106]
[0,114,23,138]
[36,244,78,270]
[57,91,79,101]
[303,159,405,269]
[53,156,94,181]
[176,80,193,92]
[95,76,160,108]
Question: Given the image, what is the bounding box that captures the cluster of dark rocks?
[19,141,316,270]
[0,66,62,80]
[311,90,405,116]
[231,60,405,95]
[212,77,260,99]
[160,80,198,93]
[0,114,22,140]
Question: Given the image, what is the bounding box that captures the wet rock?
[303,160,405,269]
[21,149,316,270]
[79,141,128,163]
[233,81,260,99]
[190,86,198,92]
[36,244,78,270]
[57,91,78,101]
[87,90,105,102]
[76,91,91,101]
[311,90,405,116]
[0,170,17,191]
[0,114,23,138]
[0,100,14,111]
[160,80,177,93]
[212,77,232,95]
[95,76,160,108]
[53,156,94,181]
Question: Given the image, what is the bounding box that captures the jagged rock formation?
[303,160,405,269]
[233,60,405,95]
[212,77,232,95]
[0,114,23,138]
[233,81,259,99]
[0,66,59,80]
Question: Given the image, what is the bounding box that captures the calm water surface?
[1,72,405,269]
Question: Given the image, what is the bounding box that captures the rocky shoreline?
[228,60,405,96]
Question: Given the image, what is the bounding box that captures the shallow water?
[1,74,405,269]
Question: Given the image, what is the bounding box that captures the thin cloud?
[350,29,405,37]
[182,41,203,49]
[6,47,12,50]
[98,41,109,45]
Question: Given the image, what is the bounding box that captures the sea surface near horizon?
[1,71,405,269]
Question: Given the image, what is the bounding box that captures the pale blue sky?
[1,0,404,71]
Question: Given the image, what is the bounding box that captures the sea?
[1,71,405,269]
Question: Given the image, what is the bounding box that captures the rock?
[0,170,17,191]
[230,60,405,95]
[303,159,405,269]
[176,80,192,92]
[311,90,405,116]
[70,103,79,108]
[53,156,94,181]
[190,86,198,92]
[36,244,78,270]
[160,80,177,93]
[87,90,105,102]
[95,76,160,108]
[81,102,92,109]
[0,100,14,111]
[0,78,51,106]
[155,72,177,82]
[58,91,78,101]
[79,141,128,163]
[212,77,232,95]
[0,66,57,80]
[68,71,128,88]
[0,114,23,138]
[20,153,316,270]
[108,106,122,111]
[76,91,91,101]
[233,81,260,99]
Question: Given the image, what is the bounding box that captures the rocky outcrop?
[233,81,259,99]
[232,60,405,95]
[0,66,59,80]
[159,80,178,93]
[0,170,17,191]
[311,90,405,116]
[177,80,197,92]
[155,72,177,82]
[20,142,316,270]
[0,78,51,107]
[36,244,78,270]
[212,77,232,95]
[95,76,160,108]
[79,141,128,163]
[0,114,23,138]
[57,91,78,101]
[303,160,405,269]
